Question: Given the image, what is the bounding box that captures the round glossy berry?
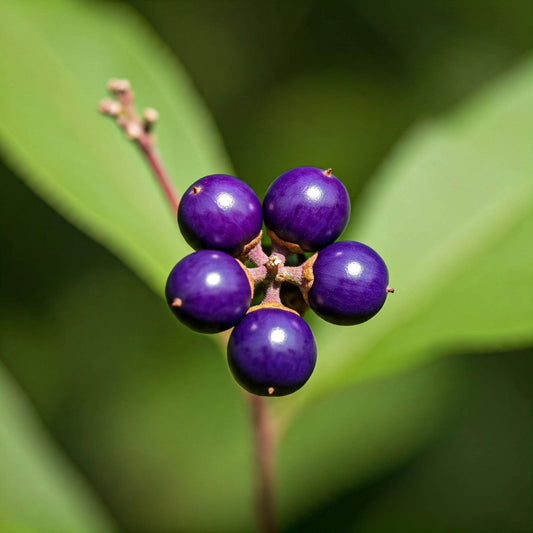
[308,241,389,325]
[178,174,263,256]
[263,166,350,251]
[166,250,253,333]
[227,306,317,396]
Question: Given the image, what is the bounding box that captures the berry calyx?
[178,174,263,256]
[165,250,253,333]
[263,166,350,252]
[227,306,317,396]
[307,241,390,325]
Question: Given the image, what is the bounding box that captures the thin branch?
[249,394,277,533]
[99,78,179,212]
[137,136,179,212]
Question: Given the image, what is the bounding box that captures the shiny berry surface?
[263,166,350,251]
[227,307,317,396]
[308,241,389,325]
[178,174,263,256]
[165,250,252,333]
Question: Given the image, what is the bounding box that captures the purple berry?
[178,174,263,256]
[166,250,253,333]
[263,166,350,251]
[227,306,317,396]
[308,241,389,325]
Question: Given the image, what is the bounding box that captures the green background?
[0,1,532,531]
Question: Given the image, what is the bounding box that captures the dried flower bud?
[143,108,159,123]
[98,98,122,116]
[107,78,131,94]
[125,121,143,139]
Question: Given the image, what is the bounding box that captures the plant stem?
[249,394,277,533]
[100,78,278,533]
[99,80,179,212]
[137,136,179,212]
[276,265,303,285]
[248,265,268,284]
[263,281,282,304]
[248,241,270,266]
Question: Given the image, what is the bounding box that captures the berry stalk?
[263,280,282,305]
[247,241,270,267]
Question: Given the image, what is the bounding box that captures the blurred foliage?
[0,0,231,293]
[0,365,115,532]
[304,58,533,396]
[286,350,533,533]
[0,0,532,531]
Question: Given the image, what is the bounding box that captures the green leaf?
[0,0,232,294]
[278,357,464,526]
[299,57,533,402]
[1,264,255,532]
[353,356,533,533]
[0,363,115,532]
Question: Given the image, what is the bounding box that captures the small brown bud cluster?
[98,78,159,140]
[98,99,121,116]
[143,108,159,133]
[107,78,131,93]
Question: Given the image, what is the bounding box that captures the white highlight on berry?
[205,272,222,287]
[305,185,322,202]
[269,327,286,344]
[346,261,363,277]
[216,192,235,209]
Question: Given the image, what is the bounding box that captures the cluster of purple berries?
[166,167,392,396]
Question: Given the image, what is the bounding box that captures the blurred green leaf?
[278,357,464,527]
[0,0,231,294]
[0,363,115,532]
[1,265,255,532]
[300,56,533,402]
[354,355,533,533]
[234,70,411,197]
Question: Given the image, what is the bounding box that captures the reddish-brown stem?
[137,136,179,212]
[249,394,277,533]
[100,80,179,212]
